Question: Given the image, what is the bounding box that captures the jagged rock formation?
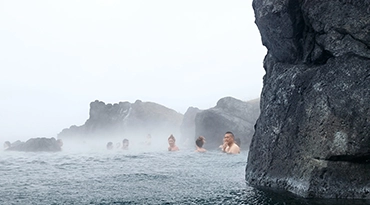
[194,97,260,149]
[6,138,62,152]
[246,0,370,199]
[58,100,183,139]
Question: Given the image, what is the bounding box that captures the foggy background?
[0,0,266,141]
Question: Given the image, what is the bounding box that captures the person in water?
[221,131,240,154]
[168,134,179,151]
[122,139,129,150]
[106,142,114,150]
[195,136,206,152]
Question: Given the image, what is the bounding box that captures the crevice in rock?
[315,153,370,163]
[364,73,370,80]
[326,154,370,163]
[314,48,333,65]
[287,0,305,63]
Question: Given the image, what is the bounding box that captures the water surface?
[1,147,369,205]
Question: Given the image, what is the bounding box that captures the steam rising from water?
[60,129,186,153]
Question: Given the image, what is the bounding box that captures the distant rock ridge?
[191,97,260,149]
[246,0,370,199]
[58,100,183,139]
[6,137,62,152]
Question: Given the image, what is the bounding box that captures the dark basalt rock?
[6,138,62,152]
[246,0,370,199]
[194,97,260,149]
[58,100,183,139]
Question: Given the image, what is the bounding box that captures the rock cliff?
[194,97,260,149]
[58,100,183,139]
[246,0,370,199]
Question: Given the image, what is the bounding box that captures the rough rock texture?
[195,97,260,149]
[6,138,61,152]
[246,0,370,199]
[58,100,183,139]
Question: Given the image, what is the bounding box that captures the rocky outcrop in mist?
[246,0,370,199]
[180,107,201,146]
[58,100,183,139]
[194,97,260,149]
[6,138,62,152]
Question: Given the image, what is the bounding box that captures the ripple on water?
[1,150,370,205]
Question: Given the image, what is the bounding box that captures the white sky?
[0,0,266,141]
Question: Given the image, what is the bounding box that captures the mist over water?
[59,130,184,153]
[2,142,370,204]
[1,147,248,204]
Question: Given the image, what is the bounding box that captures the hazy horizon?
[0,0,266,141]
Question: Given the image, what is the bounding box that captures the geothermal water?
[1,142,370,205]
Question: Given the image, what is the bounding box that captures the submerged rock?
[6,138,62,152]
[246,0,370,199]
[195,97,260,149]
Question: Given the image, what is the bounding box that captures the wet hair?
[225,131,234,138]
[168,134,176,141]
[195,136,204,148]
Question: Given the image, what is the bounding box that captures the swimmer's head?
[195,136,205,148]
[106,142,114,150]
[168,134,176,146]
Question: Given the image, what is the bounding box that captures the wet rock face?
[246,0,370,199]
[195,97,260,149]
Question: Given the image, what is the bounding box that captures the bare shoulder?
[229,144,240,154]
